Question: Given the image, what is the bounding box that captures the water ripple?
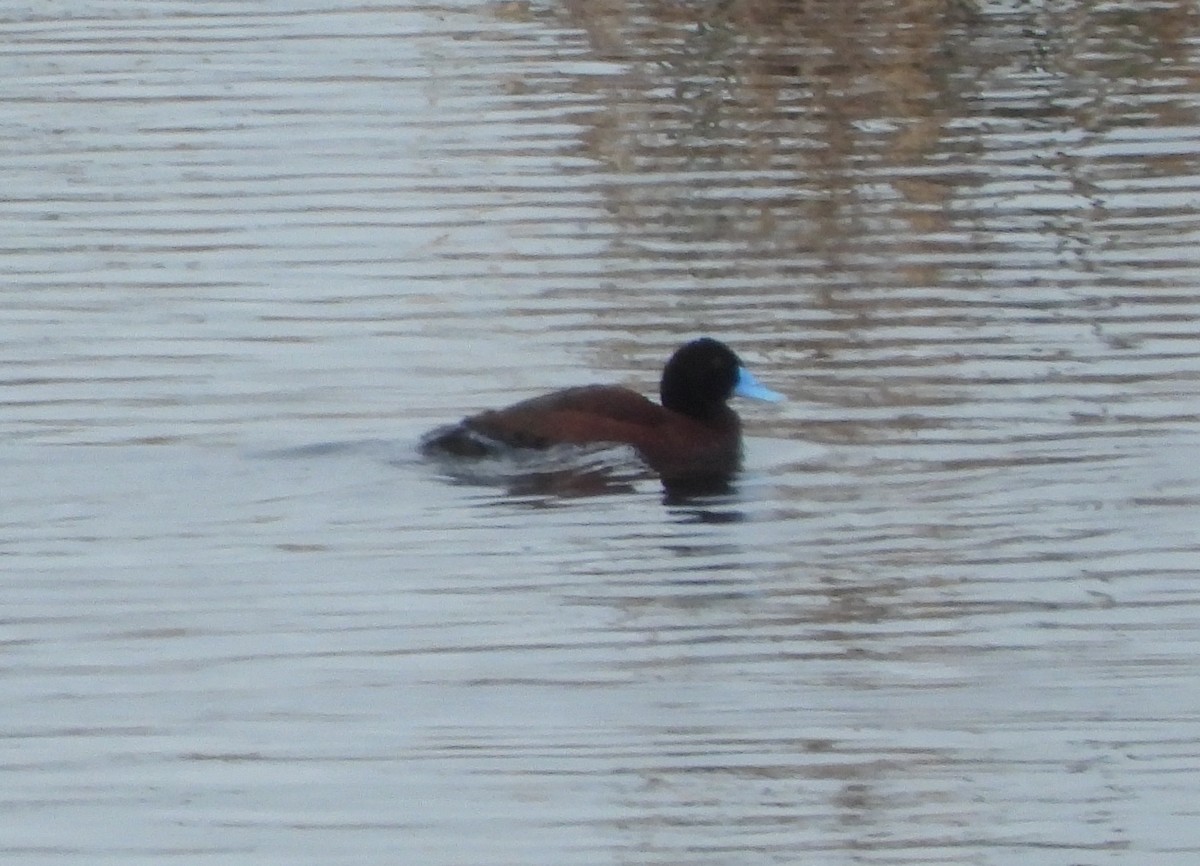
[3,0,1200,864]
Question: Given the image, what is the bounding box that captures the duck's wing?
[465,385,675,447]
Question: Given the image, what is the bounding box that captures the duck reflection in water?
[420,338,783,498]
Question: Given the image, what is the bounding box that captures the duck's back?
[467,385,675,447]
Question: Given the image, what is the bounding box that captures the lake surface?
[3,1,1200,863]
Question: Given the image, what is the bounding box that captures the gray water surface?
[4,1,1200,864]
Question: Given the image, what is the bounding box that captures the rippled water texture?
[4,1,1200,864]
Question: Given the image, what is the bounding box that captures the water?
[3,1,1200,863]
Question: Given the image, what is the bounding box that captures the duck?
[420,337,782,481]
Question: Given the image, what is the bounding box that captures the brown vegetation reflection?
[545,0,1199,257]
[491,0,1200,452]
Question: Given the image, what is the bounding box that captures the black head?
[659,338,744,420]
